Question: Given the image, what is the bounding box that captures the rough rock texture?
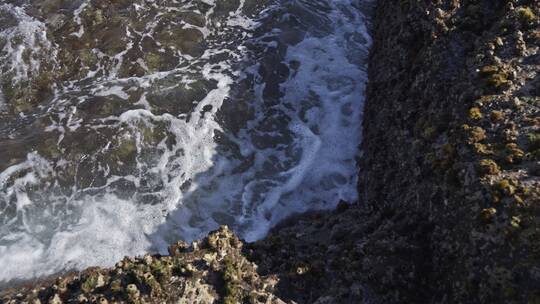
[1,226,286,304]
[253,1,540,303]
[359,0,540,302]
[2,0,539,303]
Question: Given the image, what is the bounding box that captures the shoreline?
[2,0,539,303]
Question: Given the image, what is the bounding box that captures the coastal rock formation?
[1,0,539,303]
[253,1,539,303]
[359,0,539,302]
[1,226,286,304]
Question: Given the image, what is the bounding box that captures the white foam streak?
[0,4,56,81]
[0,0,373,282]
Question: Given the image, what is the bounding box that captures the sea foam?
[0,0,373,283]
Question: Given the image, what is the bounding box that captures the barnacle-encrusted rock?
[356,0,540,302]
[490,110,505,122]
[1,226,285,304]
[480,207,497,222]
[478,159,500,176]
[469,107,483,120]
[81,272,107,293]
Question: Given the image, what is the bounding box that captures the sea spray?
[0,0,373,282]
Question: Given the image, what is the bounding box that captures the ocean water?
[0,0,373,283]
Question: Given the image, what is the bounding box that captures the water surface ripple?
[0,0,373,282]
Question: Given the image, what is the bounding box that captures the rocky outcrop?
[1,0,539,303]
[1,226,286,304]
[358,0,539,302]
[253,1,539,302]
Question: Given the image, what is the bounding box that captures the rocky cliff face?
[2,0,539,303]
[254,1,540,302]
[359,0,539,302]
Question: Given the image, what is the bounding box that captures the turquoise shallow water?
[0,0,373,282]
